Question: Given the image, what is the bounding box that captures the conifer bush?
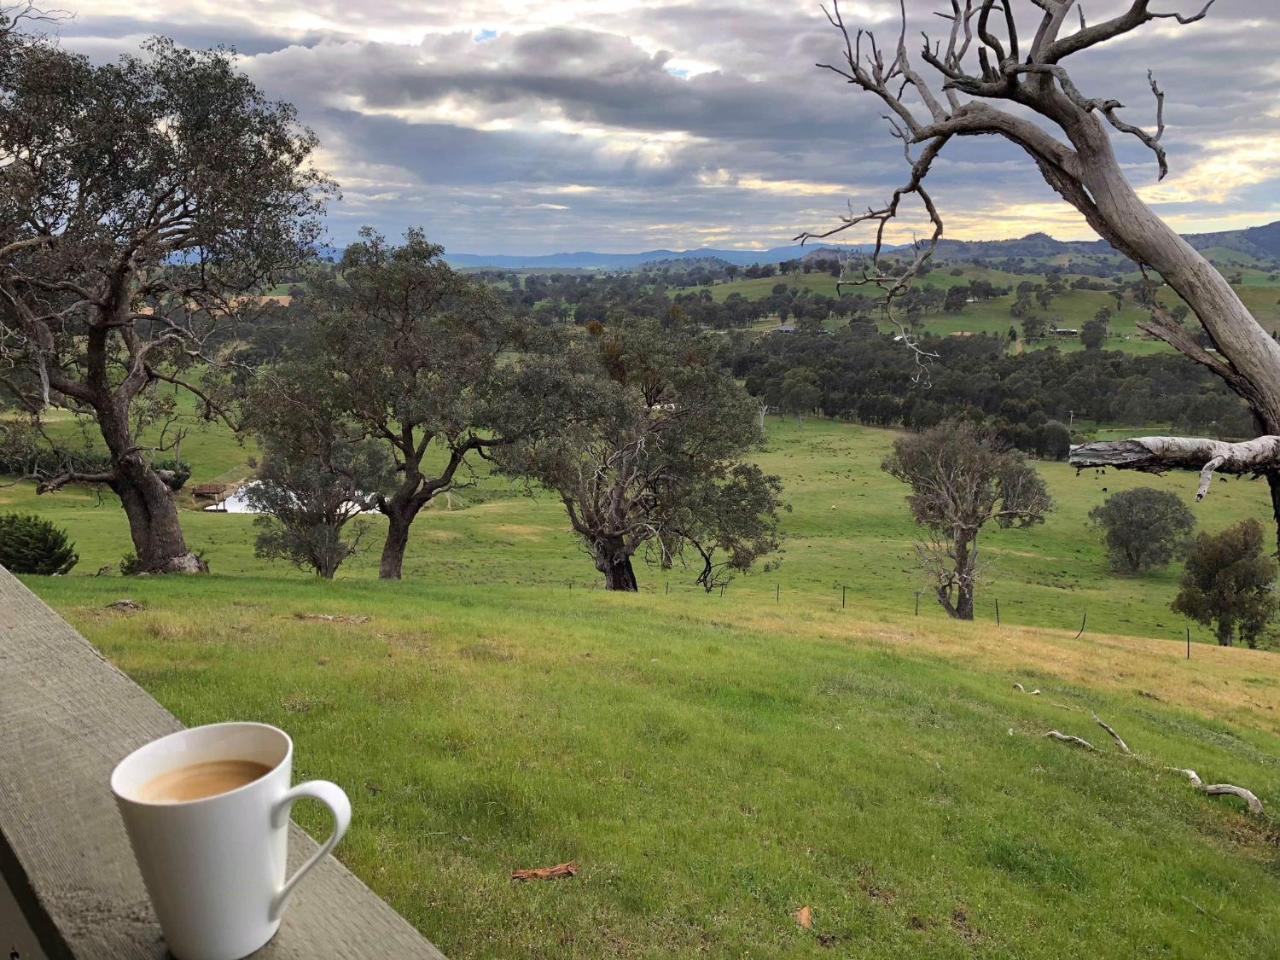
[0,513,79,575]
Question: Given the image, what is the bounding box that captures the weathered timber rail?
[0,564,446,959]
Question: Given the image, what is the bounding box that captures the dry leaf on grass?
[794,905,813,930]
[511,861,579,882]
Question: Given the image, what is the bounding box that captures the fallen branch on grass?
[1039,713,1264,816]
[294,613,372,624]
[1044,731,1095,750]
[1092,715,1132,755]
[1171,769,1265,816]
[1013,683,1041,695]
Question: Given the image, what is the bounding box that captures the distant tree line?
[730,329,1255,457]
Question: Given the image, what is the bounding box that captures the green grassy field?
[7,414,1280,958]
[9,415,1275,642]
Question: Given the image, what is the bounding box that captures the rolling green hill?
[688,266,1280,354]
[6,413,1279,958]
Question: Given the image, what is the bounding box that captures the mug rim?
[111,721,293,809]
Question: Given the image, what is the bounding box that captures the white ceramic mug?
[110,722,351,960]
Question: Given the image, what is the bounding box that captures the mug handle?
[269,780,352,921]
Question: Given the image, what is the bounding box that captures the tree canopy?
[1172,519,1278,648]
[264,228,571,579]
[883,420,1051,620]
[1089,487,1195,573]
[500,319,781,591]
[0,30,331,571]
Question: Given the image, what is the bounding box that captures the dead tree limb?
[1043,719,1266,816]
[1172,768,1265,816]
[1045,730,1094,750]
[1069,437,1280,501]
[806,0,1280,548]
[1092,714,1132,755]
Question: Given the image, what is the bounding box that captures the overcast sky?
[49,1,1280,254]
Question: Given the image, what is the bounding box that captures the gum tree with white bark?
[804,0,1280,545]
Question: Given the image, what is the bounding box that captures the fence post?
[776,584,780,604]
[995,599,1000,626]
[841,585,846,609]
[1186,626,1191,660]
[914,591,920,616]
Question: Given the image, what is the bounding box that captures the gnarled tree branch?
[1069,436,1280,501]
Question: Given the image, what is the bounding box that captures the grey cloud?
[50,0,1280,253]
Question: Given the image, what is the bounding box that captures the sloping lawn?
[25,574,1280,959]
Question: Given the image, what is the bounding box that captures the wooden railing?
[0,565,446,959]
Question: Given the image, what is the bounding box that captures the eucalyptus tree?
[500,320,781,591]
[805,1,1280,544]
[287,229,568,579]
[0,31,330,572]
[883,420,1051,620]
[1089,487,1195,573]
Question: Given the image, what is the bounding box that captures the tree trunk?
[102,408,204,574]
[1050,115,1280,544]
[954,578,975,621]
[378,499,423,580]
[952,533,976,621]
[1217,622,1234,648]
[603,555,638,591]
[1266,472,1280,556]
[1039,109,1280,426]
[935,532,976,621]
[593,537,638,592]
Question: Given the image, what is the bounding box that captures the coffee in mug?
[138,759,274,803]
[111,722,351,960]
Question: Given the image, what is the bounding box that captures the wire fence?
[562,576,1209,655]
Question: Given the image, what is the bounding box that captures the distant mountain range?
[441,243,879,270]
[439,220,1280,270]
[930,220,1280,262]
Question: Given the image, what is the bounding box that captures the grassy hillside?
[8,415,1275,643]
[697,268,1280,356]
[7,414,1280,957]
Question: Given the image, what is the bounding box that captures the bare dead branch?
[1092,714,1132,755]
[1045,730,1095,750]
[36,469,116,494]
[1070,436,1280,501]
[1172,768,1265,816]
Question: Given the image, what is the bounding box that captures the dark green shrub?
[1173,519,1278,648]
[0,513,78,575]
[1090,488,1195,573]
